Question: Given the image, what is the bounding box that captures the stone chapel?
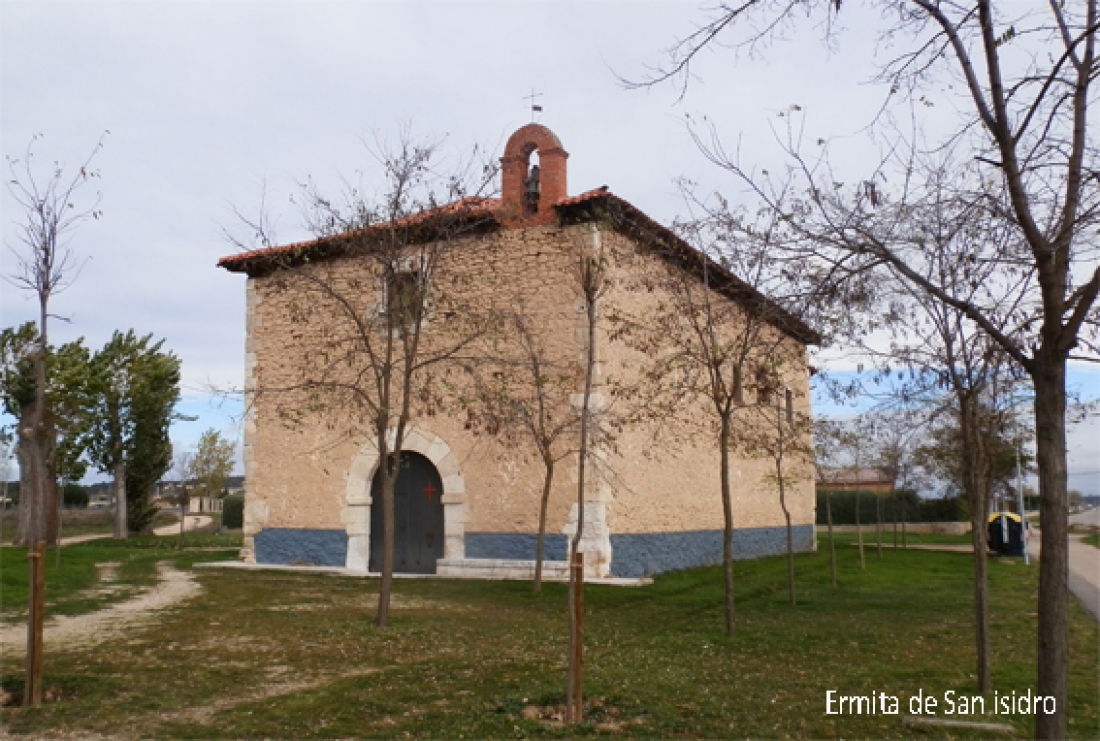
[217,123,819,579]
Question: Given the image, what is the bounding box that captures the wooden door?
[369,452,444,574]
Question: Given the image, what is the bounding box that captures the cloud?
[3,2,1091,490]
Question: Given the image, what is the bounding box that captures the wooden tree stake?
[571,551,584,723]
[25,540,46,706]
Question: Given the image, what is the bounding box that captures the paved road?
[1028,514,1099,622]
[1069,506,1100,528]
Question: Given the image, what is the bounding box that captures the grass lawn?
[81,532,243,550]
[824,531,976,547]
[0,538,1096,739]
[0,540,238,620]
[1082,533,1099,549]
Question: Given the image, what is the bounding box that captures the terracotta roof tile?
[552,189,821,345]
[217,187,819,345]
[217,196,501,272]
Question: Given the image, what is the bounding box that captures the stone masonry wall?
[594,229,816,536]
[240,219,815,572]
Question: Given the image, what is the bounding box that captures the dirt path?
[0,561,202,657]
[57,532,114,546]
[147,668,379,729]
[152,515,212,537]
[2,514,213,548]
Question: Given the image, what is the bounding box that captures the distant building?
[188,496,223,514]
[88,492,112,509]
[816,467,894,494]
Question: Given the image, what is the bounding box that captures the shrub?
[919,494,970,522]
[127,490,160,534]
[62,483,89,509]
[816,489,968,524]
[222,494,244,530]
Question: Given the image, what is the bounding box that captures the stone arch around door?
[342,427,466,571]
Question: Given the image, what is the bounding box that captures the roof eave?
[217,206,503,276]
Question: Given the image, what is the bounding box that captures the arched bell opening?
[500,124,569,223]
[521,143,542,214]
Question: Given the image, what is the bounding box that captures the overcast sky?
[1,1,1096,492]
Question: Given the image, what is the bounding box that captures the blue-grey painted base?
[465,532,568,562]
[254,528,348,567]
[609,525,814,578]
[251,525,812,577]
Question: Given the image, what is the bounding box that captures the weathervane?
[524,89,543,122]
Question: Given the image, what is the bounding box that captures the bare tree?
[171,446,194,547]
[566,225,608,724]
[864,410,926,548]
[829,166,1036,694]
[836,417,874,571]
[899,298,1024,695]
[5,135,105,547]
[812,418,843,587]
[472,309,579,593]
[748,384,814,604]
[225,133,499,627]
[609,195,819,635]
[638,3,1098,730]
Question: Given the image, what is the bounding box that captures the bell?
[524,164,541,194]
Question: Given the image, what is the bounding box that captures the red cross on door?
[424,481,438,503]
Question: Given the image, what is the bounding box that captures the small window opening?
[785,387,794,424]
[733,365,744,405]
[756,368,776,406]
[385,269,423,329]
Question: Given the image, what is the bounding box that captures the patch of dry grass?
[0,542,1096,739]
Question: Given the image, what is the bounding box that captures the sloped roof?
[217,196,501,275]
[217,189,820,346]
[553,189,820,345]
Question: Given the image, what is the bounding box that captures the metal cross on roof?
[524,89,543,122]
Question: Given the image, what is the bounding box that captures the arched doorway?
[369,452,444,574]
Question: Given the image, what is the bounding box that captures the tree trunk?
[826,491,836,587]
[376,448,397,628]
[855,490,865,570]
[15,398,59,547]
[533,458,554,593]
[968,486,991,695]
[776,455,794,605]
[892,493,898,549]
[719,414,736,635]
[113,461,128,539]
[15,411,35,545]
[958,389,990,696]
[902,497,908,548]
[0,480,7,544]
[875,494,883,560]
[568,255,599,724]
[178,490,186,549]
[1033,357,1068,740]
